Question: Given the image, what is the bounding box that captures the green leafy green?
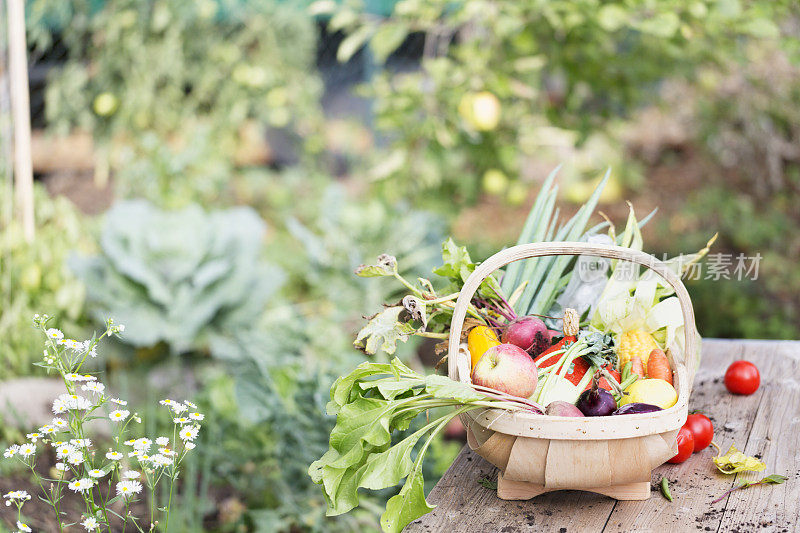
[71,200,283,357]
[354,307,418,355]
[310,359,537,532]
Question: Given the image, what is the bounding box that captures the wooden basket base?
[497,472,651,501]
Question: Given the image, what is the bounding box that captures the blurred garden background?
[1,0,799,530]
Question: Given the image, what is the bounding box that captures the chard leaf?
[330,397,395,452]
[424,375,484,403]
[359,377,424,400]
[356,254,398,277]
[354,306,417,355]
[359,429,425,490]
[380,468,435,533]
[328,361,395,414]
[760,474,788,484]
[713,444,766,474]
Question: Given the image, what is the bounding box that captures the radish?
[501,316,550,355]
[545,400,584,417]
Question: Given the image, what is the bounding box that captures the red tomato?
[684,413,714,452]
[667,426,695,464]
[724,361,760,395]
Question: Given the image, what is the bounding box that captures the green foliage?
[71,200,283,356]
[660,43,800,339]
[323,0,794,203]
[28,0,324,205]
[0,184,93,380]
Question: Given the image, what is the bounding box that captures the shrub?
[0,184,93,380]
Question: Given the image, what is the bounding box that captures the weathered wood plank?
[407,339,800,533]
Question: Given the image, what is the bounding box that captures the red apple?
[471,343,538,398]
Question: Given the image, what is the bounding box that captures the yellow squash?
[467,326,501,369]
[620,378,677,409]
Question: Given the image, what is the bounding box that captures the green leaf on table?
[356,254,398,277]
[760,474,788,484]
[380,468,436,533]
[354,306,417,355]
[424,374,484,403]
[713,444,766,474]
[478,477,498,490]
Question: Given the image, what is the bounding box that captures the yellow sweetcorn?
[467,326,501,369]
[617,329,660,368]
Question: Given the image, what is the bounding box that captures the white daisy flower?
[170,403,188,414]
[65,373,83,382]
[16,519,32,532]
[184,442,196,451]
[55,444,75,459]
[52,418,68,429]
[151,454,173,467]
[55,462,68,471]
[179,425,200,442]
[52,397,67,414]
[184,400,197,409]
[46,328,64,340]
[68,478,94,492]
[71,439,92,448]
[82,374,97,381]
[67,452,84,466]
[189,412,204,421]
[132,438,151,452]
[109,410,130,422]
[155,436,170,446]
[122,470,140,480]
[158,447,176,456]
[38,425,56,434]
[116,480,142,498]
[18,443,35,458]
[88,469,105,478]
[3,445,18,458]
[159,399,174,407]
[173,417,189,424]
[81,516,100,531]
[3,490,31,503]
[26,432,41,442]
[109,398,127,406]
[106,451,123,460]
[82,382,105,394]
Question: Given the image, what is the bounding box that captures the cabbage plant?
[71,200,283,356]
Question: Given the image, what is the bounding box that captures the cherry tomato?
[684,413,714,452]
[667,426,695,464]
[724,361,760,395]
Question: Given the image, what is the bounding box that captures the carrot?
[647,348,673,385]
[630,356,646,378]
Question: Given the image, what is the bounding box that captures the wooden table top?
[407,339,800,532]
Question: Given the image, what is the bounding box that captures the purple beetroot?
[502,316,550,356]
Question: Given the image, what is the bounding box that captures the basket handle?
[446,242,698,381]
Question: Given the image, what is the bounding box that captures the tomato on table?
[667,426,695,464]
[684,413,714,452]
[724,360,760,395]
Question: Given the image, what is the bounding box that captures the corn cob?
[617,330,660,368]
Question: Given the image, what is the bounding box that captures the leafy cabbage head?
[71,200,283,355]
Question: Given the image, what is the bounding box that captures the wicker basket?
[446,242,698,500]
